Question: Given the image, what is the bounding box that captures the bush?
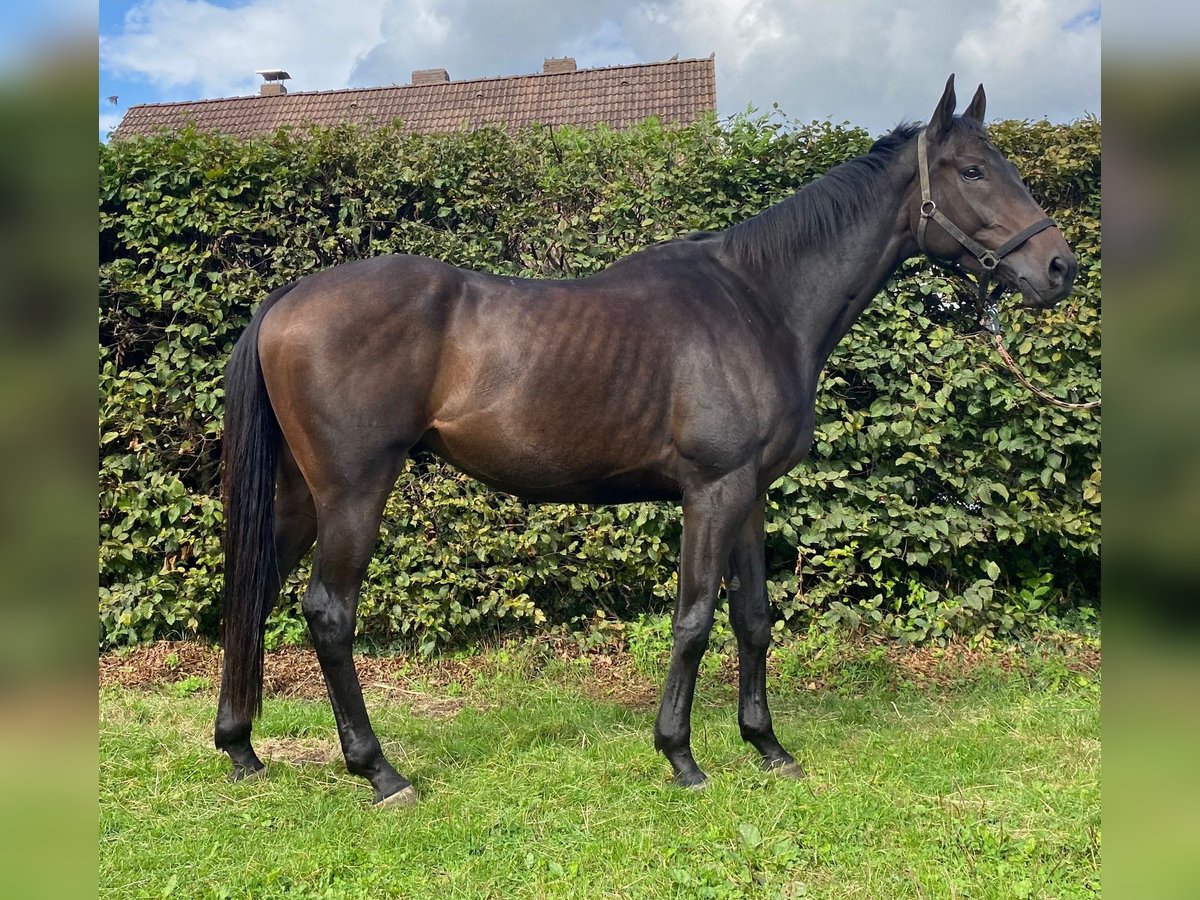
[99,113,1100,649]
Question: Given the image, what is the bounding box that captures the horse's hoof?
[230,763,266,782]
[374,784,419,808]
[765,760,806,780]
[673,772,709,791]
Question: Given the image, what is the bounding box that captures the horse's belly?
[416,423,680,504]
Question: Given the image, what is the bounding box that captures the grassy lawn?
[99,638,1099,898]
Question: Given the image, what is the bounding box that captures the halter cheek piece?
[916,128,1056,332]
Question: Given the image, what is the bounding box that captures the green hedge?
[99,113,1100,650]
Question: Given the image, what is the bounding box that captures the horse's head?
[912,75,1076,309]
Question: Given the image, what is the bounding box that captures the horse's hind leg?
[215,444,317,778]
[727,497,803,778]
[301,451,414,806]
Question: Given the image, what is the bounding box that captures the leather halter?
[916,128,1056,331]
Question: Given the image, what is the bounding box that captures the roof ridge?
[122,57,714,112]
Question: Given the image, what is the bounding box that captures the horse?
[215,76,1076,806]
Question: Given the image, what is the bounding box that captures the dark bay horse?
[216,76,1076,806]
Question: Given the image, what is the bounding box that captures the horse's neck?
[765,166,917,381]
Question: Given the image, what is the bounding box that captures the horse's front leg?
[654,469,757,788]
[727,495,804,778]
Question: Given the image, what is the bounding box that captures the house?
[112,56,716,140]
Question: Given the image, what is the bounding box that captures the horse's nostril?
[1048,256,1070,285]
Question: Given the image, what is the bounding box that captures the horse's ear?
[929,73,956,137]
[964,83,986,123]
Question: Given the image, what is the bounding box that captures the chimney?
[255,69,291,96]
[412,68,450,85]
[543,57,577,75]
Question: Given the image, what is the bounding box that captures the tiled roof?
[113,57,716,140]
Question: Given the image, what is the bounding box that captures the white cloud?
[101,0,388,98]
[952,0,1100,122]
[350,1,633,86]
[618,0,981,124]
[101,0,1099,129]
[620,0,1097,128]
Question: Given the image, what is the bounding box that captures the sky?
[96,0,1105,141]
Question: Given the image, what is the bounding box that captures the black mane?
[722,122,926,268]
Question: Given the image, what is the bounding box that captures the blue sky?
[97,0,1104,142]
[99,0,247,133]
[99,1,153,117]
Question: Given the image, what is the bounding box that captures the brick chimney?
[255,69,290,96]
[543,57,577,75]
[412,68,450,85]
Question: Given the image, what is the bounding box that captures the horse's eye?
[962,166,984,181]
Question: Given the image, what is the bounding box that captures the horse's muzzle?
[1016,251,1077,308]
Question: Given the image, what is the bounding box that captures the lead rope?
[981,311,1101,411]
[968,289,1100,411]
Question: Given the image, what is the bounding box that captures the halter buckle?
[920,199,936,217]
[978,250,999,271]
[983,304,1002,336]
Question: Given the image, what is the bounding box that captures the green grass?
[100,643,1099,899]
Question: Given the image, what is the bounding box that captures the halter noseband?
[916,128,1056,332]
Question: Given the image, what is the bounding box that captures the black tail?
[220,283,296,723]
